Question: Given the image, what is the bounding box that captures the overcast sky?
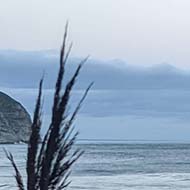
[1,1,190,141]
[1,0,190,68]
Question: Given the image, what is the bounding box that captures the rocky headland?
[0,91,32,143]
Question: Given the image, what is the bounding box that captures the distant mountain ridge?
[0,50,190,90]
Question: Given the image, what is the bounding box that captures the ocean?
[1,143,190,189]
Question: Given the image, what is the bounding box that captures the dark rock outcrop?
[0,92,32,143]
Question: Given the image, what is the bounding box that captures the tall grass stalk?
[5,23,93,190]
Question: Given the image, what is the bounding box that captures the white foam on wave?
[69,173,190,190]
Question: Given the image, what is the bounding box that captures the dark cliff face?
[0,92,32,143]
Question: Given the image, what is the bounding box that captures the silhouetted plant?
[5,23,93,190]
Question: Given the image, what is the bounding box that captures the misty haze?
[1,0,190,190]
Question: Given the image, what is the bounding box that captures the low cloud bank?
[0,50,190,89]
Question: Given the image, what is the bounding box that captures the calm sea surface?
[1,143,190,189]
